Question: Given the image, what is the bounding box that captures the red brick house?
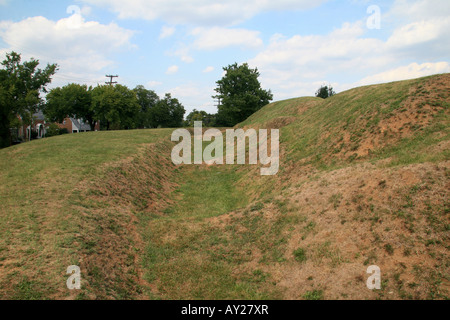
[57,117,100,133]
[14,111,47,142]
[13,111,100,142]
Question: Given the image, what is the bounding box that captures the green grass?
[1,73,448,300]
[238,97,322,128]
[162,165,248,219]
[138,163,283,299]
[303,289,323,300]
[293,248,307,263]
[240,74,449,170]
[0,129,172,299]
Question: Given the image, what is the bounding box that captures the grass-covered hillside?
[0,74,448,300]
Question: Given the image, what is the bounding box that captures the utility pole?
[214,97,221,108]
[105,75,118,86]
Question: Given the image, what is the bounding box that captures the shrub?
[293,248,307,263]
[45,123,60,137]
[315,85,336,99]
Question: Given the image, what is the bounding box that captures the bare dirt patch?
[68,141,178,299]
[206,159,449,299]
[325,74,450,161]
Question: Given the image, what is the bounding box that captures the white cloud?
[65,5,92,17]
[248,0,450,101]
[191,27,263,50]
[81,6,93,16]
[180,56,194,63]
[249,21,386,90]
[386,19,450,49]
[166,27,262,64]
[0,14,134,87]
[387,0,450,22]
[169,45,194,63]
[384,0,450,59]
[147,80,162,87]
[166,65,179,75]
[80,0,327,26]
[253,22,362,68]
[357,62,450,86]
[203,66,214,73]
[159,25,175,39]
[167,82,217,114]
[170,83,202,98]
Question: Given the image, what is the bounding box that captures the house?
[12,110,47,142]
[12,111,100,143]
[57,117,100,133]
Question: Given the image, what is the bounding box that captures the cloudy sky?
[1,0,449,115]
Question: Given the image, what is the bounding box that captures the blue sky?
[1,0,449,115]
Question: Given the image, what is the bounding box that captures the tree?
[44,83,96,130]
[151,93,185,128]
[45,123,62,137]
[0,84,10,147]
[45,83,186,131]
[213,62,272,127]
[0,51,57,147]
[315,85,336,99]
[44,87,65,122]
[185,109,216,127]
[133,85,160,128]
[91,84,140,130]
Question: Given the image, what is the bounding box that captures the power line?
[53,74,102,84]
[105,74,118,86]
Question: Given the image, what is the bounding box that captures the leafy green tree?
[315,85,336,99]
[44,87,65,121]
[213,62,272,127]
[151,93,185,128]
[91,84,140,130]
[186,109,206,126]
[45,123,61,137]
[0,85,10,147]
[0,51,57,147]
[133,85,160,128]
[44,83,96,130]
[185,109,216,127]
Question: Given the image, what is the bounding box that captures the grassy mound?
[0,74,448,300]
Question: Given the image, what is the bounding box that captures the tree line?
[1,52,275,149]
[45,84,185,131]
[1,50,335,149]
[0,51,186,148]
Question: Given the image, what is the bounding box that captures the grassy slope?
[0,74,448,300]
[143,73,449,300]
[240,74,449,168]
[0,130,175,299]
